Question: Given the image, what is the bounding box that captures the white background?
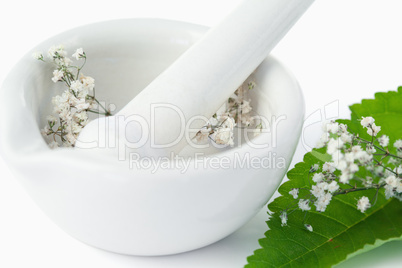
[1,0,402,267]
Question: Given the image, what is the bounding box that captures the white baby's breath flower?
[367,123,381,136]
[61,90,73,101]
[335,159,347,172]
[322,162,336,173]
[74,111,88,121]
[72,125,83,134]
[280,211,287,226]
[364,176,373,186]
[378,135,389,147]
[41,125,51,137]
[349,163,359,173]
[374,166,384,176]
[33,52,43,60]
[344,152,355,163]
[325,121,339,134]
[68,95,81,107]
[214,128,233,146]
[355,150,373,164]
[48,46,58,58]
[52,92,68,105]
[339,172,352,184]
[70,80,84,94]
[315,193,332,212]
[55,56,72,67]
[320,192,332,204]
[48,45,66,59]
[298,199,311,211]
[311,164,320,172]
[315,202,327,212]
[394,140,402,150]
[221,116,236,129]
[80,74,95,92]
[366,144,376,154]
[388,157,399,165]
[311,183,327,198]
[70,80,89,99]
[312,173,324,183]
[59,108,72,121]
[340,133,353,143]
[89,100,98,110]
[327,138,344,155]
[395,166,402,175]
[72,48,85,60]
[201,81,257,146]
[396,182,402,194]
[384,184,395,199]
[240,113,254,126]
[384,168,396,178]
[52,69,64,83]
[357,196,371,213]
[385,175,398,188]
[48,141,59,149]
[305,224,313,232]
[240,100,252,114]
[339,123,348,133]
[316,135,327,148]
[65,131,76,144]
[195,128,211,143]
[74,99,91,112]
[331,150,344,167]
[351,145,362,155]
[46,115,57,123]
[289,188,299,199]
[327,181,339,193]
[360,116,374,128]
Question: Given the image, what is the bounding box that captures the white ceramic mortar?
[0,19,304,255]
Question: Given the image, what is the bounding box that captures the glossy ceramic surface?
[0,19,304,255]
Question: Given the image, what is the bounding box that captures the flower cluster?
[194,81,262,146]
[280,116,402,230]
[35,45,112,148]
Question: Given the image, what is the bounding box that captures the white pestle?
[76,0,314,158]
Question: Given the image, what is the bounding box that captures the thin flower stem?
[374,152,402,161]
[333,186,377,196]
[373,159,398,175]
[356,136,402,160]
[387,152,402,160]
[93,98,111,116]
[299,187,312,191]
[355,137,400,158]
[370,186,381,206]
[76,57,87,80]
[356,137,384,152]
[87,110,109,115]
[62,77,71,87]
[286,207,300,216]
[302,211,308,224]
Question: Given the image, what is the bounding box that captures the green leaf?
[310,150,332,163]
[341,86,402,154]
[246,88,402,268]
